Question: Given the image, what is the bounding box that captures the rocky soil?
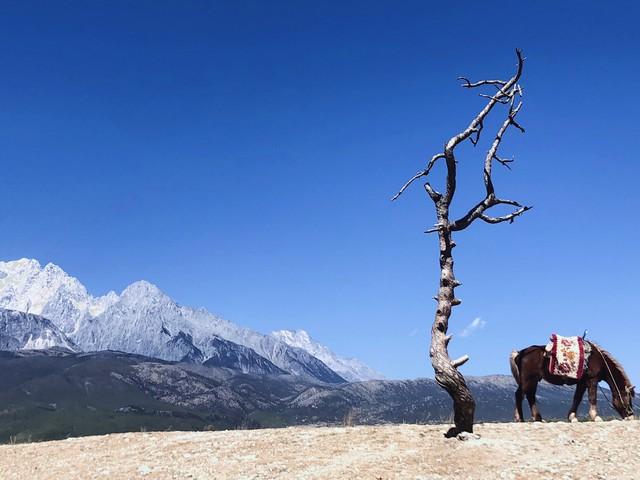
[1,421,638,479]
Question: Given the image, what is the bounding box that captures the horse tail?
[510,350,520,385]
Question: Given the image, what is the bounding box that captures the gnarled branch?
[480,205,532,224]
[440,49,525,206]
[458,77,507,89]
[451,196,531,231]
[483,101,524,197]
[391,153,445,201]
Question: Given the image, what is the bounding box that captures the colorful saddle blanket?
[545,334,590,380]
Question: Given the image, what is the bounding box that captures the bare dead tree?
[392,49,531,436]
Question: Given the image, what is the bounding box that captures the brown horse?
[510,341,635,422]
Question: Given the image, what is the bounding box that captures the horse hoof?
[594,416,603,422]
[569,413,578,423]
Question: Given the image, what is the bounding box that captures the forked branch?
[392,49,526,208]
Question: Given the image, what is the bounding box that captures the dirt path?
[1,421,637,479]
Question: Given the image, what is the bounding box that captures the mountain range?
[1,258,615,444]
[0,348,608,444]
[0,258,382,383]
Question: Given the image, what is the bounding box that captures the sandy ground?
[1,421,638,479]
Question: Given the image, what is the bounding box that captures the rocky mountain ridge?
[0,259,381,383]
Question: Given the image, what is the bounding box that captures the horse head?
[593,344,635,420]
[614,384,635,420]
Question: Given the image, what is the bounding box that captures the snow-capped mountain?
[0,259,117,335]
[0,259,377,382]
[271,329,384,381]
[0,309,77,351]
[70,280,344,383]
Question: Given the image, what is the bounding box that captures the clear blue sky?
[1,1,639,380]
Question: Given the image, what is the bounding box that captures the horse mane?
[519,345,546,357]
[589,341,632,388]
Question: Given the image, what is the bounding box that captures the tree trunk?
[430,224,476,435]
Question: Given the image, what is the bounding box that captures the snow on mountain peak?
[11,258,41,269]
[43,262,65,275]
[0,258,111,335]
[0,258,380,382]
[271,329,385,382]
[121,280,166,301]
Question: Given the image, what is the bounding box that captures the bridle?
[591,342,635,417]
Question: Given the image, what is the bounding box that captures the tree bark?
[430,212,475,435]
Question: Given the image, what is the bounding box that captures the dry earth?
[1,421,638,479]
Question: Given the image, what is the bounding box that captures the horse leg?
[525,382,542,422]
[568,381,587,423]
[588,379,603,421]
[514,386,524,422]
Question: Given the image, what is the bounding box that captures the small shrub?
[343,409,356,427]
